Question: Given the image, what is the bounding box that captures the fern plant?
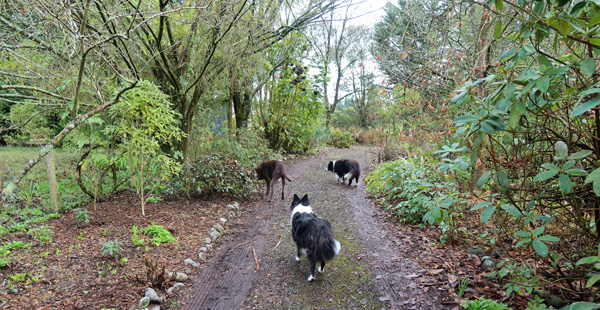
[144,222,176,246]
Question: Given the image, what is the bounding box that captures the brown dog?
[255,160,291,201]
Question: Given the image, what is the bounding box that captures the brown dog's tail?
[283,172,292,182]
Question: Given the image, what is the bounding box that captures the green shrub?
[0,240,32,263]
[176,131,278,198]
[6,102,53,145]
[9,272,27,283]
[259,55,324,154]
[365,157,458,224]
[174,153,256,199]
[329,128,355,148]
[130,225,145,247]
[101,239,124,259]
[144,222,176,246]
[11,222,27,232]
[73,208,90,223]
[2,240,31,250]
[27,225,54,246]
[525,296,554,310]
[0,258,9,267]
[461,297,512,310]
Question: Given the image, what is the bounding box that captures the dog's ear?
[293,194,299,201]
[300,194,309,205]
[327,161,333,171]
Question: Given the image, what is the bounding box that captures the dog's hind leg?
[281,176,286,200]
[318,261,325,273]
[265,179,271,201]
[270,172,281,202]
[296,247,306,261]
[269,183,275,202]
[308,257,316,282]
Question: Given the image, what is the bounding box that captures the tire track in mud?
[180,200,274,309]
[180,147,454,309]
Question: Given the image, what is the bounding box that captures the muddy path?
[178,147,456,310]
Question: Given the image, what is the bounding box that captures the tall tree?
[0,0,345,201]
[131,0,344,158]
[372,0,476,100]
[0,0,142,201]
[349,62,375,128]
[308,1,370,126]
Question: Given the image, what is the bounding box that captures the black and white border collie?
[290,194,341,282]
[326,159,360,187]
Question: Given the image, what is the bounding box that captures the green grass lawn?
[0,146,85,221]
[0,146,80,184]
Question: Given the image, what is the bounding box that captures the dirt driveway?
[176,147,456,309]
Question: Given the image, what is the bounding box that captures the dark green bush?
[329,128,355,148]
[174,131,279,199]
[365,157,458,224]
[174,153,256,198]
[101,239,124,260]
[461,297,512,310]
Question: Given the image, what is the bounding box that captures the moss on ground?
[246,158,384,309]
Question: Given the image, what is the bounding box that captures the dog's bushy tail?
[351,167,360,182]
[344,167,360,182]
[316,231,341,261]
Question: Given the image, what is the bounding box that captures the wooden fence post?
[46,148,59,212]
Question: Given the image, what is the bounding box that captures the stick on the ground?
[229,240,252,253]
[252,247,260,272]
[272,235,282,250]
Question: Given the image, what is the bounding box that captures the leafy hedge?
[329,128,355,148]
[174,154,256,199]
[365,157,459,224]
[173,132,280,199]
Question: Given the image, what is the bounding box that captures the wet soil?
[1,146,481,310]
[176,146,458,310]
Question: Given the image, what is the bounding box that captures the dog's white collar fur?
[291,204,313,225]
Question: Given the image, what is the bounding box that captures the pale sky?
[313,0,394,104]
[345,0,392,92]
[350,0,390,27]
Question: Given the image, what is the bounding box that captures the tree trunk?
[324,105,331,127]
[232,78,242,129]
[475,8,494,79]
[229,66,237,135]
[180,111,194,161]
[595,107,600,239]
[232,75,252,130]
[234,88,252,130]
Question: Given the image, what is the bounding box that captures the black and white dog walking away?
[290,194,341,282]
[326,159,360,187]
[255,160,292,202]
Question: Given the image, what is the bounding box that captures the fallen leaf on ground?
[428,269,444,275]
